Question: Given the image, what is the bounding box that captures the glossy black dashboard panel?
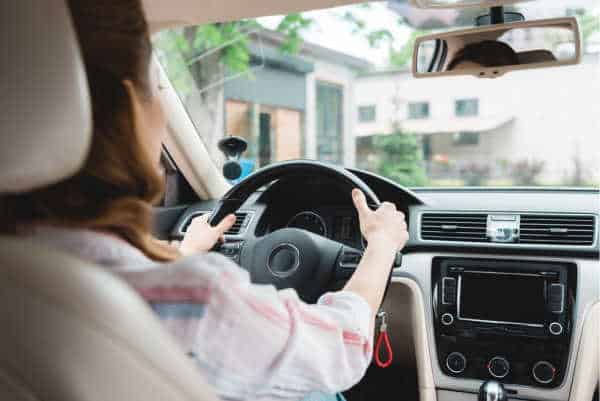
[248,174,411,250]
[169,170,599,258]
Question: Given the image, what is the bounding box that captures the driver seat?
[0,2,218,401]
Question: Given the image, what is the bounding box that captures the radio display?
[458,272,546,325]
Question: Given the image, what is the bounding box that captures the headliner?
[143,0,372,31]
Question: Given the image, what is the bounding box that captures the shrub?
[510,159,545,186]
[373,131,428,187]
[459,163,491,186]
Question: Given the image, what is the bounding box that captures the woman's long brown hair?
[0,0,179,261]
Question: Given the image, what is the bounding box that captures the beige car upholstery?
[0,1,91,193]
[0,236,218,401]
[0,2,218,400]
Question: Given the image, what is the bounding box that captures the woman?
[0,1,408,400]
[447,40,519,71]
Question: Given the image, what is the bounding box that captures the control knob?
[445,352,467,374]
[488,356,510,379]
[532,361,556,384]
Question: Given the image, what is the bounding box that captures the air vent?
[181,211,252,236]
[421,213,488,242]
[519,214,596,246]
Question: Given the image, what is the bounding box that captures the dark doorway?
[258,112,272,167]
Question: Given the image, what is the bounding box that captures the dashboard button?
[532,361,556,384]
[441,313,454,326]
[446,352,467,374]
[548,283,565,313]
[488,356,510,379]
[549,322,563,336]
[442,277,457,305]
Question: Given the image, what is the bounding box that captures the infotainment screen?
[458,272,546,325]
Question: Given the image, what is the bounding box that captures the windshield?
[154,1,600,188]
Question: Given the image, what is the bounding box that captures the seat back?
[0,236,219,401]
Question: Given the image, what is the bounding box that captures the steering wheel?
[208,160,387,303]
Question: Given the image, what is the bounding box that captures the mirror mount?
[410,0,531,10]
[489,6,505,24]
[476,6,525,26]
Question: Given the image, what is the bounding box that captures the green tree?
[389,29,430,68]
[154,17,312,98]
[374,131,428,187]
[572,9,600,45]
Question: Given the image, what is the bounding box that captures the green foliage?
[276,13,314,54]
[154,30,194,96]
[155,21,266,98]
[155,8,406,97]
[155,15,315,96]
[389,29,430,68]
[373,131,428,187]
[366,29,394,48]
[574,10,600,43]
[342,11,366,34]
[338,11,395,50]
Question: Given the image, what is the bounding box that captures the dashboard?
[167,168,599,401]
[244,169,417,251]
[284,208,365,250]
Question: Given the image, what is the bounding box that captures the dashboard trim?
[176,210,255,238]
[414,209,598,251]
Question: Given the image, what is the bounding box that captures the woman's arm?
[117,253,374,400]
[120,190,408,400]
[343,189,408,314]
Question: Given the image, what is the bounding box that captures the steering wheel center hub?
[267,243,300,278]
[239,228,342,303]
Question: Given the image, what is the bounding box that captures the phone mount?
[218,136,248,181]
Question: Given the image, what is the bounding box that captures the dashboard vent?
[182,211,252,236]
[421,213,488,242]
[519,214,596,246]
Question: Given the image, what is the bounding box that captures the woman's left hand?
[179,213,236,255]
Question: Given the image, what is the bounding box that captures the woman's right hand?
[351,188,409,253]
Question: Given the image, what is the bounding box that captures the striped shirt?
[28,227,374,401]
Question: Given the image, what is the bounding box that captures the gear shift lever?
[479,380,508,401]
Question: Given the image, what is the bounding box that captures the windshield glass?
[154,1,600,188]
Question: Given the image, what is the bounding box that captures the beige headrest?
[0,1,91,193]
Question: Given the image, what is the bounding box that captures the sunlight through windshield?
[154,1,600,188]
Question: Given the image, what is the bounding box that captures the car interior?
[1,1,598,401]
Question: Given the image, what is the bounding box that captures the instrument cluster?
[285,207,364,250]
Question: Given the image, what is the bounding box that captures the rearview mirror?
[413,17,581,79]
[410,0,529,9]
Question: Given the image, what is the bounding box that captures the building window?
[455,98,479,117]
[453,131,480,146]
[408,102,429,119]
[358,105,376,123]
[316,81,344,164]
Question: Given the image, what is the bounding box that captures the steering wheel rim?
[209,160,380,227]
[209,160,382,303]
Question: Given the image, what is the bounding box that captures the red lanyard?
[374,310,393,368]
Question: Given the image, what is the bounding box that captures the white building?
[354,53,600,186]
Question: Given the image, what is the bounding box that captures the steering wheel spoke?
[335,246,363,280]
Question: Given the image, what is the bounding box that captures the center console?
[432,257,576,388]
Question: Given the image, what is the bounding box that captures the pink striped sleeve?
[117,253,374,400]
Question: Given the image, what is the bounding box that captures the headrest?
[0,1,91,193]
